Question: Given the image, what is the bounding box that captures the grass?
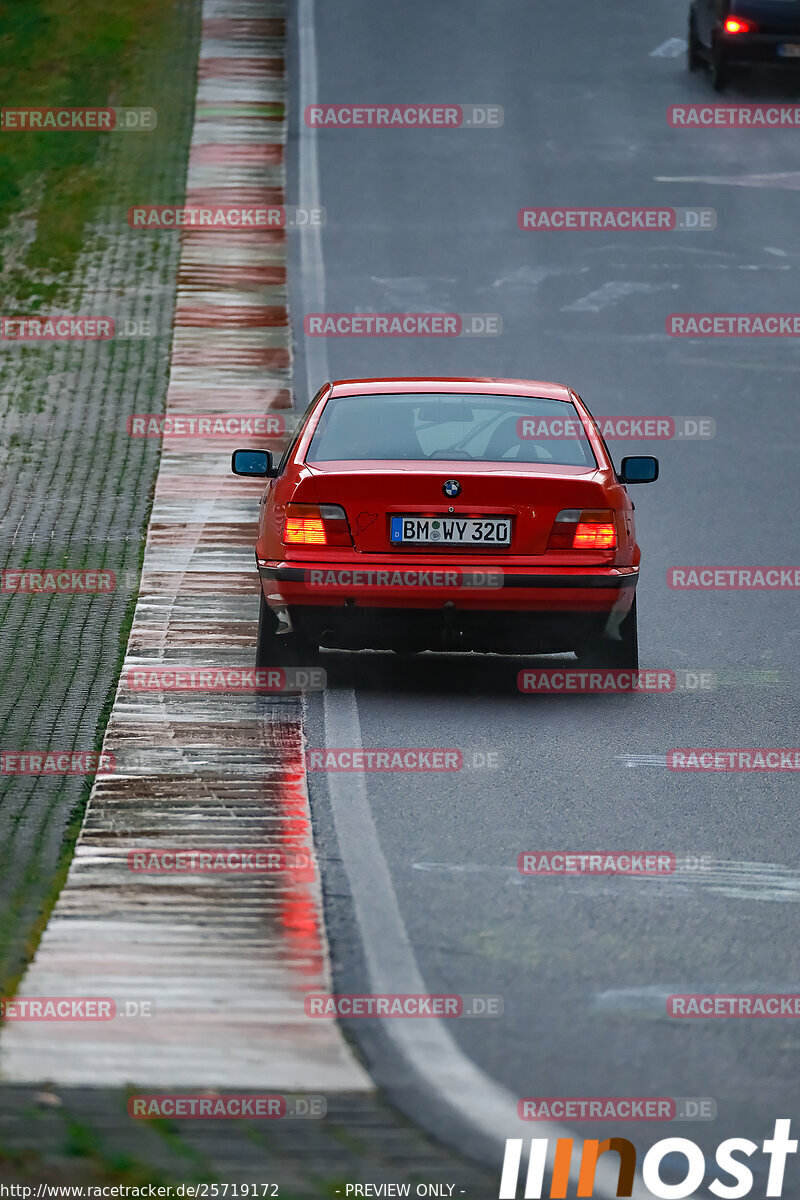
[0,0,188,306]
[0,525,145,999]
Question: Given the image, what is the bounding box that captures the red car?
[232,378,658,668]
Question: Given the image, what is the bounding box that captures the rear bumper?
[288,605,623,653]
[717,32,800,64]
[258,560,637,652]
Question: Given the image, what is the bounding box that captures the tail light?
[724,16,754,32]
[547,509,617,551]
[282,503,353,547]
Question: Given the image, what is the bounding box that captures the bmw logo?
[443,479,461,498]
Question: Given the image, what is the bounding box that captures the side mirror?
[619,455,658,484]
[231,448,276,477]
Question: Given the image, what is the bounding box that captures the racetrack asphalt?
[288,0,800,1186]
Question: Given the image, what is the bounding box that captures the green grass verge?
[0,0,189,306]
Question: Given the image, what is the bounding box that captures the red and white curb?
[0,0,370,1091]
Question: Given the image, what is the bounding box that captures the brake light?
[547,509,618,551]
[285,514,326,545]
[282,503,353,547]
[573,521,617,549]
[724,16,754,33]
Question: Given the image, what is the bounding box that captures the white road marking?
[561,281,678,313]
[616,753,669,768]
[412,860,800,902]
[650,37,687,58]
[595,984,800,1018]
[655,172,800,190]
[490,265,573,289]
[680,356,800,372]
[297,0,328,399]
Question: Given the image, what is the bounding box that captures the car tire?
[709,46,728,90]
[576,597,639,672]
[256,591,318,669]
[687,12,703,71]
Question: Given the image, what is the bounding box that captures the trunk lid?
[306,462,613,555]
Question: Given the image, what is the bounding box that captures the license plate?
[778,43,800,56]
[390,516,512,545]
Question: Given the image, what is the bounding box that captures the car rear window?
[305,392,598,468]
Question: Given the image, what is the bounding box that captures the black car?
[689,0,800,87]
